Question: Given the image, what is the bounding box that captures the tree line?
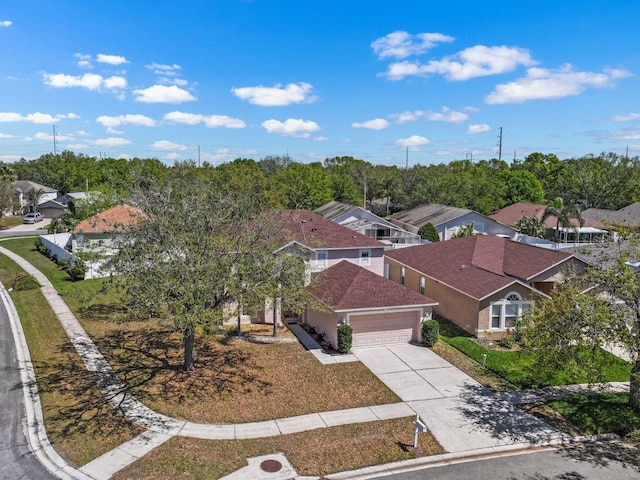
[2,150,639,219]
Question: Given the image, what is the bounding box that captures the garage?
[305,261,438,350]
[350,311,420,347]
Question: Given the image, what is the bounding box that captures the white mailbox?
[413,414,428,447]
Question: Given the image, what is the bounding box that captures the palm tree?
[541,197,584,241]
[26,187,45,213]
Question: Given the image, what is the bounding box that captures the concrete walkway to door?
[352,344,564,453]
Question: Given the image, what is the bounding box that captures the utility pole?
[405,146,409,169]
[497,127,503,162]
[198,145,201,167]
[52,125,58,155]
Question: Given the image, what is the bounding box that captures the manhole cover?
[260,459,283,472]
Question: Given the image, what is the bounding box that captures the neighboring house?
[315,201,424,248]
[13,180,58,214]
[275,209,386,277]
[490,202,608,243]
[67,204,144,279]
[388,203,516,240]
[33,192,98,220]
[55,191,95,214]
[38,199,67,219]
[305,260,438,348]
[384,235,589,338]
[583,202,640,229]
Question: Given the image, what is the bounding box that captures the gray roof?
[582,202,640,227]
[315,201,360,220]
[13,180,57,193]
[388,203,471,228]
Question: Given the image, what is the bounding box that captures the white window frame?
[400,267,406,285]
[419,276,425,295]
[489,291,533,330]
[316,250,328,269]
[359,249,371,266]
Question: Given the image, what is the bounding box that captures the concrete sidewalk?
[0,245,631,479]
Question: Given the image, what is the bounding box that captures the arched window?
[490,292,533,330]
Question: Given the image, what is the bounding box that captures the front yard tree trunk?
[630,358,640,409]
[237,298,243,338]
[272,295,278,337]
[183,330,195,372]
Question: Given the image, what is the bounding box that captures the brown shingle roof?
[490,202,605,229]
[276,210,384,250]
[72,204,144,234]
[308,260,437,310]
[385,236,579,299]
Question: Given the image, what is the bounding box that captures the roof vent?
[460,264,467,270]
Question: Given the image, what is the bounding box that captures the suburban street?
[377,444,640,480]
[0,294,57,480]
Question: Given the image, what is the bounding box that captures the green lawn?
[435,316,632,389]
[549,393,640,437]
[0,216,25,230]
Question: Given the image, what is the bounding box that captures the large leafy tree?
[515,215,545,238]
[107,166,307,371]
[518,248,640,408]
[272,162,334,210]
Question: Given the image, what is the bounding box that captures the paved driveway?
[352,344,563,453]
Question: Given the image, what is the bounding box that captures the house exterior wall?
[305,309,339,349]
[477,283,539,338]
[310,247,385,276]
[439,212,516,241]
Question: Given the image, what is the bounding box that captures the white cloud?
[231,82,315,106]
[202,148,258,165]
[66,143,90,150]
[605,127,640,140]
[427,107,468,123]
[0,20,11,28]
[96,114,156,128]
[467,124,491,134]
[485,64,632,104]
[612,113,640,122]
[390,110,425,123]
[382,45,536,81]
[202,115,245,129]
[146,63,182,76]
[371,31,454,59]
[94,137,132,147]
[43,73,127,91]
[151,140,188,151]
[396,135,431,149]
[96,53,128,65]
[133,85,195,103]
[163,111,245,128]
[352,118,390,130]
[0,133,18,139]
[0,111,78,124]
[32,131,74,141]
[261,118,321,138]
[74,53,93,68]
[0,154,23,162]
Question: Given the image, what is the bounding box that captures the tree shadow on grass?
[453,383,640,473]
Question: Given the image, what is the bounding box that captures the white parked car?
[23,212,44,224]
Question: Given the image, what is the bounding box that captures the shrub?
[337,323,353,354]
[56,258,69,270]
[11,273,41,291]
[499,336,515,349]
[34,238,49,256]
[66,262,86,282]
[418,223,440,242]
[421,319,439,347]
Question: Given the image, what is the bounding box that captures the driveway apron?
[352,344,563,453]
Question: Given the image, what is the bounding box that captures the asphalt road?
[379,444,640,480]
[0,294,58,479]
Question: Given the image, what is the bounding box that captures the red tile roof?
[489,202,605,229]
[385,235,581,299]
[275,210,384,250]
[308,260,437,310]
[72,204,144,234]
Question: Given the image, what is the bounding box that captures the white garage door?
[351,311,419,347]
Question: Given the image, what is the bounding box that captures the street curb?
[1,284,96,480]
[323,434,623,480]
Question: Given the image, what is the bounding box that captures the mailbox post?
[413,414,428,448]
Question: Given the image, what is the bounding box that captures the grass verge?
[0,216,25,230]
[0,252,141,467]
[114,417,444,480]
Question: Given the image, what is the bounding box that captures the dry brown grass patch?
[115,417,444,479]
[78,318,400,423]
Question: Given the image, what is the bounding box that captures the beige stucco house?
[384,235,589,338]
[305,260,437,348]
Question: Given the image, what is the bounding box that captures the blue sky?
[1,0,639,166]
